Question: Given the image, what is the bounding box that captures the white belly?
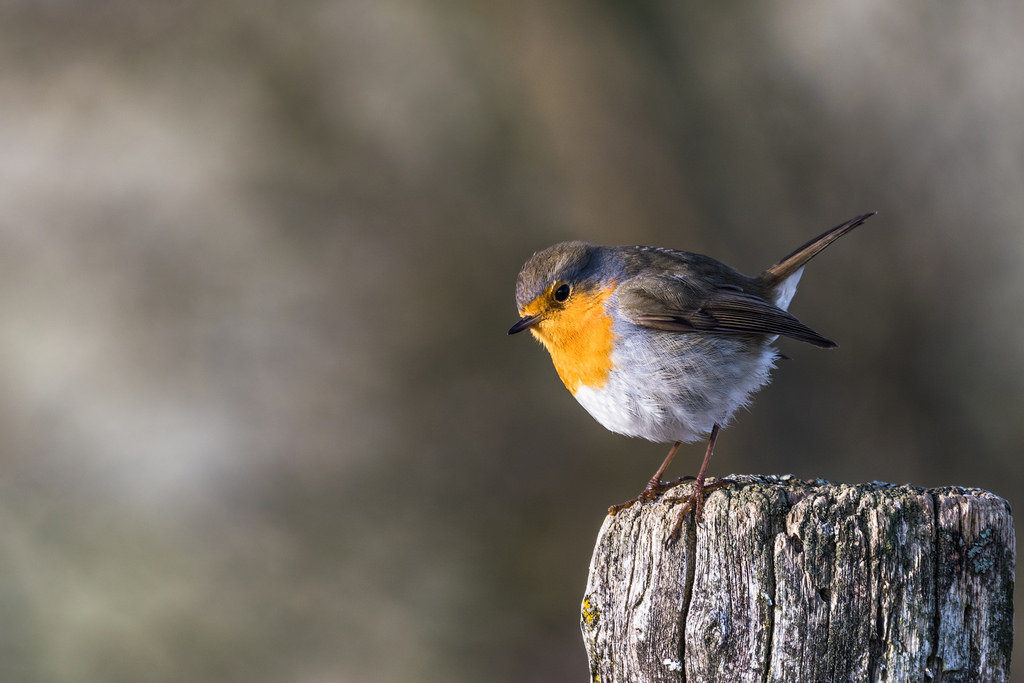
[572,333,779,444]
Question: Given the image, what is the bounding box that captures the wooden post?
[581,475,1014,683]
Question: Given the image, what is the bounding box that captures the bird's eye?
[553,284,571,302]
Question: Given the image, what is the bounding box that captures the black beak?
[508,314,542,335]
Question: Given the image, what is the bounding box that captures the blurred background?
[0,1,1020,681]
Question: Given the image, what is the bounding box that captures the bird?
[508,212,875,540]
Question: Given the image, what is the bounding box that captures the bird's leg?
[666,424,732,542]
[608,441,686,514]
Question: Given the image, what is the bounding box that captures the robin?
[508,212,875,540]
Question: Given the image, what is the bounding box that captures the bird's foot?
[607,474,695,515]
[664,477,736,543]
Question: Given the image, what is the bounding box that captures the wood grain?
[581,476,1014,682]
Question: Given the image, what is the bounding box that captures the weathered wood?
[581,476,1014,683]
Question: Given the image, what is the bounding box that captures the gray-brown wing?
[619,276,836,348]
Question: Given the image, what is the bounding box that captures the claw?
[608,475,692,515]
[665,477,736,543]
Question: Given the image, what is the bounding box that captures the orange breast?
[523,284,616,394]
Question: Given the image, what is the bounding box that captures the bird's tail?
[761,212,876,291]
